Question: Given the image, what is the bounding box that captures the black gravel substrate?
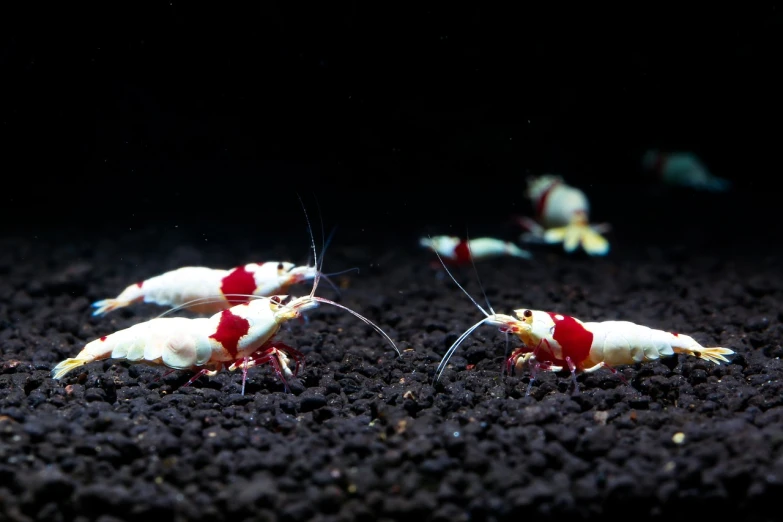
[1,190,781,522]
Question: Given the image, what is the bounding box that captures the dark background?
[2,3,780,248]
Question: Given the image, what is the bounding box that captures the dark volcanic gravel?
[1,196,781,522]
[4,2,780,520]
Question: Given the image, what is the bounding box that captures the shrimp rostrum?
[431,253,734,395]
[53,212,400,395]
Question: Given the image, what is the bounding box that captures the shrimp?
[499,311,733,395]
[431,246,734,395]
[516,174,610,256]
[52,205,401,395]
[420,235,531,265]
[642,149,731,192]
[91,262,319,316]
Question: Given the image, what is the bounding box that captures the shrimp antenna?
[430,231,502,383]
[315,224,342,298]
[323,267,359,277]
[293,193,336,300]
[317,264,360,299]
[302,224,336,279]
[313,193,327,275]
[315,226,336,266]
[156,294,266,318]
[434,316,491,382]
[295,192,321,298]
[309,295,401,356]
[318,273,342,297]
[464,229,495,315]
[319,226,336,271]
[428,233,489,318]
[290,195,400,358]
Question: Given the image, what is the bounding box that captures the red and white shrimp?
[515,174,610,256]
[91,262,319,316]
[642,149,731,192]
[431,254,734,395]
[420,235,531,265]
[53,212,400,395]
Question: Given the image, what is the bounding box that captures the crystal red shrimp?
[91,261,319,316]
[642,149,731,192]
[515,174,610,256]
[53,296,307,393]
[430,247,734,395]
[53,205,400,395]
[419,235,532,265]
[500,310,732,395]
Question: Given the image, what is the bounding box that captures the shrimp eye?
[523,310,532,318]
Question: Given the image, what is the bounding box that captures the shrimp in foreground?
[91,261,320,316]
[431,247,734,395]
[53,206,400,395]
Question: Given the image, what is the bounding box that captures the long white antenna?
[464,229,495,315]
[295,192,320,298]
[156,294,266,318]
[428,234,489,318]
[434,317,490,382]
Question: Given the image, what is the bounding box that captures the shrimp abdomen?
[585,321,675,367]
[92,267,228,316]
[52,317,215,380]
[51,335,118,380]
[141,267,226,309]
[585,320,733,368]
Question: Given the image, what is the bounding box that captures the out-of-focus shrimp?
[420,235,531,265]
[516,174,610,256]
[642,149,731,192]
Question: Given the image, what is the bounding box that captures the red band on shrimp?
[453,241,471,264]
[220,266,257,303]
[653,153,669,177]
[535,180,559,219]
[209,309,251,357]
[547,312,593,364]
